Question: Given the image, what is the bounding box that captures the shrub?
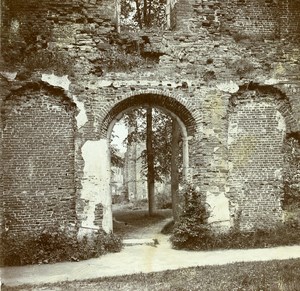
[230,59,255,77]
[171,220,300,251]
[169,185,300,251]
[283,136,300,209]
[0,225,122,266]
[156,191,172,209]
[170,185,210,249]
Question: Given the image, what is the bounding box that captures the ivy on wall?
[2,0,74,75]
[283,136,300,209]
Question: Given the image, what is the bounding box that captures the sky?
[111,120,128,153]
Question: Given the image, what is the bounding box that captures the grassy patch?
[113,208,172,238]
[3,259,300,290]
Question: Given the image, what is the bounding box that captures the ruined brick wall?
[178,0,300,40]
[221,0,280,38]
[280,0,300,40]
[1,0,300,236]
[1,84,76,233]
[227,85,299,229]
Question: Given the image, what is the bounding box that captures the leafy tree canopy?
[120,0,167,30]
[123,107,182,182]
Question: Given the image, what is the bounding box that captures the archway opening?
[110,106,187,238]
[101,93,196,238]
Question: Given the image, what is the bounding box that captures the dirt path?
[125,217,173,239]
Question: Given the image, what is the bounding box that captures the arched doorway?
[90,92,197,234]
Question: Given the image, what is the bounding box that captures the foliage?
[95,47,144,74]
[230,31,266,43]
[170,215,300,251]
[121,0,167,30]
[170,185,211,249]
[170,184,300,251]
[228,58,255,77]
[1,225,122,267]
[203,222,300,251]
[123,108,182,183]
[156,190,172,209]
[2,7,74,75]
[283,136,300,208]
[111,146,124,168]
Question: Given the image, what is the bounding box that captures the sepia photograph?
[0,0,300,290]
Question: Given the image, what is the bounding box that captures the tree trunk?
[171,118,180,220]
[135,0,143,29]
[146,107,155,215]
[143,0,149,26]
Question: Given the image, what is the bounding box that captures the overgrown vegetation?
[94,46,144,75]
[3,259,300,290]
[2,3,74,75]
[170,185,210,249]
[224,58,255,78]
[283,135,300,209]
[169,185,300,250]
[1,225,122,267]
[230,31,266,43]
[172,222,300,251]
[121,0,168,30]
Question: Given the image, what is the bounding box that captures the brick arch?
[2,81,76,112]
[1,82,77,234]
[99,89,199,138]
[229,82,299,133]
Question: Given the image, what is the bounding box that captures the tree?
[146,107,155,215]
[123,108,181,182]
[122,107,182,216]
[120,0,167,30]
[110,132,124,168]
[171,117,181,220]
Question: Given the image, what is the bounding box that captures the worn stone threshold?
[123,238,159,247]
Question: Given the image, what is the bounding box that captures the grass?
[3,259,300,290]
[113,206,172,238]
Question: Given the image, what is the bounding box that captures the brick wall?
[227,85,297,229]
[2,83,76,233]
[186,0,300,40]
[0,0,300,235]
[228,103,284,229]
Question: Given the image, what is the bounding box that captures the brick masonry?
[1,83,77,233]
[0,0,300,236]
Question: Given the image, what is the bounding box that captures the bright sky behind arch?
[111,120,128,153]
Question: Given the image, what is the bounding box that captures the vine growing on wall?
[2,0,74,75]
[283,135,300,209]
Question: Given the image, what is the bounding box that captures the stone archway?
[78,91,197,235]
